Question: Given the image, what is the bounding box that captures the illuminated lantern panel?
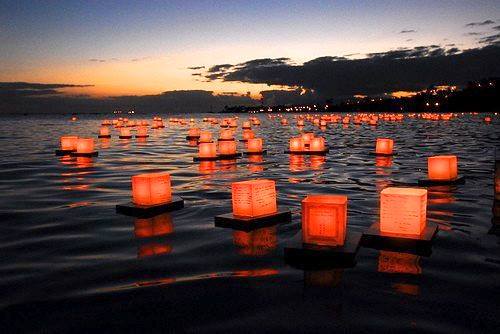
[218,140,237,155]
[219,129,234,140]
[99,126,110,136]
[428,155,458,181]
[302,195,348,246]
[136,126,148,137]
[188,128,201,137]
[247,138,263,153]
[198,142,217,158]
[301,133,314,145]
[380,187,427,235]
[132,172,172,206]
[309,137,325,152]
[375,138,394,155]
[242,130,255,141]
[199,131,212,143]
[231,179,277,217]
[289,137,305,152]
[242,121,251,129]
[281,118,288,125]
[297,119,305,126]
[120,127,131,137]
[76,138,95,153]
[60,136,78,150]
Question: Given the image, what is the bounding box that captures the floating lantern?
[252,119,261,126]
[375,138,394,155]
[218,140,237,156]
[76,138,95,154]
[119,127,132,139]
[231,179,277,217]
[297,119,305,126]
[71,116,78,121]
[242,121,251,129]
[98,126,110,138]
[219,129,234,141]
[247,138,263,153]
[187,128,201,138]
[199,131,212,143]
[289,137,305,152]
[60,136,78,151]
[380,187,427,235]
[281,118,288,125]
[484,116,491,123]
[242,130,255,141]
[198,142,217,158]
[132,172,172,206]
[229,119,238,128]
[136,126,148,138]
[301,195,348,246]
[309,137,325,152]
[301,133,314,145]
[427,155,458,181]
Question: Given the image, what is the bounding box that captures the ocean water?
[0,113,498,333]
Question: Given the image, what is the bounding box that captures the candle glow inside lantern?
[231,179,277,217]
[136,126,148,137]
[188,128,201,137]
[120,127,132,138]
[375,138,394,155]
[218,140,237,156]
[301,195,348,247]
[427,155,458,181]
[76,138,95,154]
[380,187,427,235]
[99,126,110,137]
[198,142,217,158]
[199,131,212,143]
[60,136,78,151]
[290,137,305,152]
[309,137,325,152]
[301,133,314,145]
[247,138,263,153]
[242,130,255,141]
[219,129,234,140]
[132,173,172,206]
[242,121,251,129]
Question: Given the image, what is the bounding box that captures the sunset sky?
[1,0,499,99]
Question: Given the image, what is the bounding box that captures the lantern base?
[369,152,396,157]
[193,156,218,161]
[97,135,111,138]
[70,151,98,157]
[214,207,292,231]
[217,138,235,142]
[136,135,149,138]
[361,222,438,255]
[244,150,267,155]
[284,149,329,155]
[242,126,251,130]
[116,196,184,218]
[185,136,200,140]
[119,135,133,139]
[284,231,362,269]
[218,153,242,160]
[417,175,465,186]
[55,149,76,156]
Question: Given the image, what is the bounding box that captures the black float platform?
[193,153,242,162]
[284,148,329,155]
[361,222,438,255]
[55,149,75,156]
[119,136,133,139]
[185,136,200,140]
[369,152,396,157]
[98,135,111,138]
[136,135,149,138]
[217,138,235,142]
[417,175,465,186]
[284,231,362,269]
[244,150,267,155]
[116,196,184,218]
[214,207,291,231]
[70,151,99,157]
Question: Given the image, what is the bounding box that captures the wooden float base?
[284,149,329,155]
[193,153,242,162]
[185,136,200,140]
[70,151,98,157]
[361,222,438,256]
[98,135,111,138]
[244,150,267,155]
[214,207,291,231]
[119,136,133,139]
[116,196,184,218]
[55,149,75,156]
[284,231,362,269]
[418,175,465,186]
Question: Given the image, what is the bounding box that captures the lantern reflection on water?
[380,187,427,235]
[301,195,348,247]
[138,243,172,258]
[198,160,217,174]
[378,251,422,275]
[233,226,277,256]
[198,142,217,158]
[310,155,325,170]
[131,173,172,206]
[376,156,393,168]
[231,179,277,217]
[60,136,78,151]
[428,155,458,181]
[289,154,305,171]
[134,213,173,238]
[375,138,394,155]
[242,130,255,141]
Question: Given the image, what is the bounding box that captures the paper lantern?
[132,172,172,206]
[120,127,132,138]
[289,137,305,152]
[242,130,255,141]
[231,179,277,217]
[301,195,347,246]
[301,133,314,145]
[198,142,217,158]
[247,138,263,153]
[380,187,427,235]
[60,136,78,150]
[218,140,237,156]
[281,118,288,125]
[309,137,325,152]
[427,155,458,181]
[252,119,261,126]
[199,131,212,143]
[242,121,251,129]
[136,126,148,137]
[188,128,201,137]
[99,126,110,137]
[76,138,94,154]
[219,129,234,140]
[229,119,238,127]
[297,119,305,126]
[375,138,394,155]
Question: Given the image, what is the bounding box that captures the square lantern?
[219,129,234,140]
[60,136,78,150]
[231,179,277,217]
[247,138,263,153]
[428,155,458,181]
[99,126,110,137]
[188,128,201,138]
[218,140,237,156]
[132,173,172,206]
[120,127,132,138]
[380,187,427,235]
[375,138,394,155]
[76,138,95,154]
[289,137,305,152]
[199,131,212,143]
[198,142,217,158]
[301,133,314,145]
[309,137,325,152]
[302,195,347,247]
[136,126,148,138]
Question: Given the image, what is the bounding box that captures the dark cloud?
[493,25,500,31]
[89,58,106,62]
[406,39,413,42]
[205,44,500,99]
[0,82,93,90]
[465,20,495,27]
[400,29,416,34]
[343,53,359,57]
[477,33,500,44]
[187,66,205,70]
[207,64,233,73]
[464,32,483,36]
[191,73,202,76]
